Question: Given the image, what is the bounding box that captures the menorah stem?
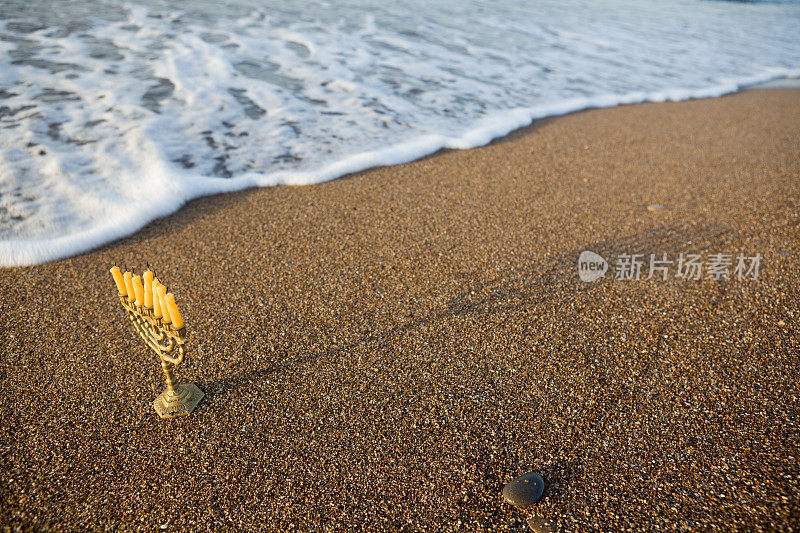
[153,356,203,418]
[161,359,179,394]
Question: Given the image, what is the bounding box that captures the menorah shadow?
[209,220,732,386]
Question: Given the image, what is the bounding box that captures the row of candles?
[110,266,184,329]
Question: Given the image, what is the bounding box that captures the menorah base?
[153,383,204,419]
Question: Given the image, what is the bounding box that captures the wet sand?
[1,88,799,531]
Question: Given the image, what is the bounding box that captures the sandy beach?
[1,88,799,531]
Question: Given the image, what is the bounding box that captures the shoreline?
[2,76,799,268]
[2,88,799,530]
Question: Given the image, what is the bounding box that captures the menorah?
[110,266,204,419]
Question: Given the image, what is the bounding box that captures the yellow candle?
[110,266,126,296]
[156,285,171,324]
[143,270,154,308]
[152,279,162,318]
[123,271,135,302]
[164,293,184,329]
[132,275,144,306]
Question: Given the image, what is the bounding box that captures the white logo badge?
[578,251,608,282]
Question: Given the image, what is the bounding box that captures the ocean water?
[1,0,798,267]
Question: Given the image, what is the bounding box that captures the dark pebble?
[502,471,545,507]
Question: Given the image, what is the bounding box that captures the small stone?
[160,524,168,530]
[501,471,545,507]
[647,204,666,211]
[527,516,556,533]
[777,320,786,327]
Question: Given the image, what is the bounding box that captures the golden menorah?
[110,265,204,419]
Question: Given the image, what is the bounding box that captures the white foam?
[1,0,799,266]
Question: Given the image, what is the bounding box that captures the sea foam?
[1,0,799,266]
